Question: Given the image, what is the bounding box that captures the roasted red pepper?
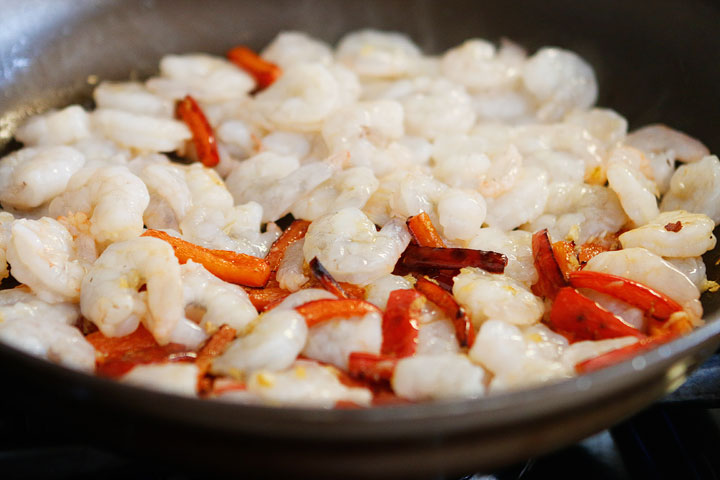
[548,287,646,342]
[265,219,311,272]
[347,352,398,382]
[382,289,424,357]
[406,212,446,248]
[397,244,507,274]
[531,229,567,299]
[175,94,220,167]
[227,45,282,91]
[295,298,382,327]
[414,276,475,348]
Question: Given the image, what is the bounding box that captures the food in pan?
[0,30,717,407]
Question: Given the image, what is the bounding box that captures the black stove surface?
[3,355,720,480]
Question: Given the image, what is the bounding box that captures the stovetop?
[3,355,720,480]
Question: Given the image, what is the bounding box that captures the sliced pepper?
[295,298,381,327]
[531,229,567,299]
[382,289,424,357]
[227,45,282,91]
[406,212,446,248]
[414,276,475,348]
[175,94,219,167]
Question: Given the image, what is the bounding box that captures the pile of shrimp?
[0,30,717,407]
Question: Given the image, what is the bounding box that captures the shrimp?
[336,29,421,79]
[6,218,88,303]
[619,211,716,258]
[0,211,14,281]
[484,166,549,231]
[562,336,640,369]
[565,108,628,148]
[48,166,150,246]
[14,105,91,146]
[453,267,545,328]
[225,151,336,222]
[290,167,379,221]
[148,54,255,102]
[522,47,597,121]
[80,237,184,345]
[431,134,492,189]
[416,315,461,355]
[0,316,94,372]
[137,161,192,230]
[524,183,627,244]
[665,257,707,291]
[625,124,710,163]
[468,227,536,288]
[254,63,341,132]
[0,286,79,325]
[660,155,720,224]
[440,39,521,91]
[122,363,199,396]
[606,161,659,227]
[364,274,413,310]
[210,306,308,377]
[0,146,85,210]
[400,77,476,140]
[93,109,191,153]
[392,354,486,401]
[469,320,571,392]
[261,31,334,68]
[302,307,382,370]
[303,208,411,285]
[246,360,372,408]
[181,260,258,335]
[584,248,703,320]
[276,239,309,292]
[93,81,174,118]
[436,188,487,243]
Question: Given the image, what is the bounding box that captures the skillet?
[0,0,719,477]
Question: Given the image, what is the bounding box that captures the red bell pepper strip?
[347,352,398,383]
[195,324,237,393]
[175,95,220,167]
[226,45,282,91]
[244,286,290,312]
[381,289,424,357]
[406,212,446,248]
[548,287,647,342]
[142,229,271,287]
[551,240,580,280]
[531,229,567,299]
[414,276,475,348]
[295,299,382,327]
[568,270,683,321]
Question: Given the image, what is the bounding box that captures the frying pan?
[1,0,720,477]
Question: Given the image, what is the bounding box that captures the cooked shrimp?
[6,218,88,303]
[562,336,640,369]
[0,315,94,372]
[0,146,85,210]
[0,286,79,325]
[468,227,536,288]
[436,188,487,243]
[0,211,14,281]
[364,274,413,310]
[276,239,309,292]
[522,47,597,121]
[336,29,421,78]
[469,320,570,392]
[48,166,149,246]
[137,161,192,230]
[210,306,308,377]
[80,237,184,345]
[626,124,710,163]
[225,151,335,222]
[246,360,372,408]
[431,134,492,189]
[441,39,520,91]
[14,105,91,146]
[400,77,476,139]
[181,260,258,335]
[290,167,379,221]
[149,53,255,102]
[484,167,549,231]
[606,162,659,227]
[660,155,720,224]
[94,81,174,117]
[392,354,486,401]
[93,109,191,153]
[584,248,703,320]
[122,363,199,396]
[262,31,334,68]
[303,208,411,285]
[665,257,707,291]
[565,108,628,148]
[453,267,544,328]
[416,317,460,355]
[619,211,716,258]
[254,63,341,132]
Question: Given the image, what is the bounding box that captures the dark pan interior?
[1,0,719,477]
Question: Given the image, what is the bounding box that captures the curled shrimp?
[626,124,709,163]
[619,210,716,258]
[48,166,150,247]
[80,237,184,345]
